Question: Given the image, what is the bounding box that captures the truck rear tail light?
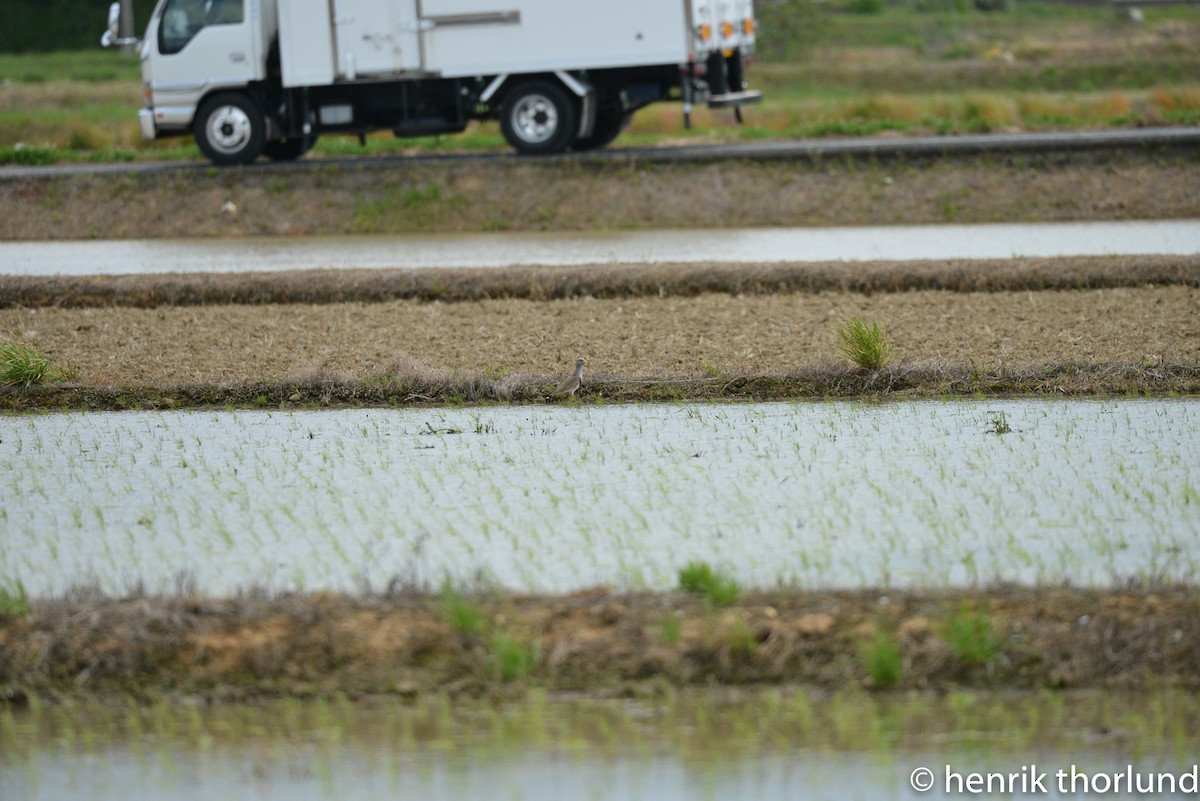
[742,18,755,35]
[697,23,712,42]
[721,21,735,38]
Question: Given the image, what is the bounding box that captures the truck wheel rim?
[511,94,558,144]
[206,105,253,155]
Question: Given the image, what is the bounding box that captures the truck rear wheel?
[195,92,265,166]
[500,80,577,156]
[572,111,631,152]
[263,136,315,162]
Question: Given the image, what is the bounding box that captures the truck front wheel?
[195,93,265,166]
[500,80,577,156]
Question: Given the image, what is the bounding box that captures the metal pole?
[119,0,136,54]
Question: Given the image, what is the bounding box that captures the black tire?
[572,110,631,152]
[195,92,265,166]
[500,80,577,155]
[263,136,315,162]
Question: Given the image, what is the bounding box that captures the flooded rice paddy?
[3,220,1200,276]
[3,399,1197,596]
[3,690,1198,801]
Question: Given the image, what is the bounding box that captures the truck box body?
[106,0,760,163]
[280,0,694,87]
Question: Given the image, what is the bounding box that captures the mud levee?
[1,587,1196,702]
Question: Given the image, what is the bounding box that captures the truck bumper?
[137,108,157,141]
[708,90,763,110]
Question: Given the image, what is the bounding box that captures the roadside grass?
[836,315,894,371]
[1,1,1196,164]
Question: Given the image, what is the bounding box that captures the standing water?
[2,399,1197,595]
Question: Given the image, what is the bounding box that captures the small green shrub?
[862,628,902,687]
[836,315,894,370]
[0,580,29,622]
[945,606,1003,665]
[1,340,53,386]
[678,561,741,607]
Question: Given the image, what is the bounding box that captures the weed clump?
[1,340,55,386]
[945,606,1004,666]
[489,632,539,682]
[0,579,29,622]
[862,628,902,688]
[678,561,741,607]
[836,315,894,370]
[440,586,487,637]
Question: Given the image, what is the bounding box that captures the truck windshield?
[159,0,244,54]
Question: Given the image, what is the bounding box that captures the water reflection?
[2,220,1199,276]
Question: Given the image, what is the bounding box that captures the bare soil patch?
[4,284,1196,388]
[2,587,1196,701]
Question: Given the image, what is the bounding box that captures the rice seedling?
[986,410,1013,435]
[835,315,894,370]
[861,628,902,688]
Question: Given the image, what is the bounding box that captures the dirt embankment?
[1,156,1198,407]
[1,152,1197,240]
[2,267,1198,407]
[1,588,1196,702]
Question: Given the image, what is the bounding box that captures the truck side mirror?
[101,2,140,48]
[101,2,120,46]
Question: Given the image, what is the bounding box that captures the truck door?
[151,0,258,102]
[332,0,422,78]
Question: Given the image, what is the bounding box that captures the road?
[1,126,1197,181]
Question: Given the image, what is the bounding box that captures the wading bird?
[551,358,587,399]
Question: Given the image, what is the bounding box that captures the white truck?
[102,0,761,165]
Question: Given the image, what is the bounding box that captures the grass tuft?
[836,315,894,370]
[0,579,30,621]
[489,632,539,682]
[944,606,1003,665]
[862,628,902,687]
[678,561,741,607]
[440,585,487,637]
[1,340,55,386]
